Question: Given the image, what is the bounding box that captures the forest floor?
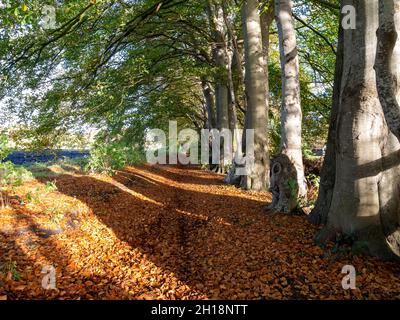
[1,164,400,300]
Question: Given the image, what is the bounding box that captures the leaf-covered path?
[1,165,400,300]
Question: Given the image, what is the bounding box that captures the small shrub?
[26,183,58,205]
[307,173,320,189]
[305,173,321,208]
[0,260,20,281]
[44,181,58,193]
[0,162,32,187]
[0,134,33,208]
[25,191,33,203]
[0,134,11,161]
[87,140,144,175]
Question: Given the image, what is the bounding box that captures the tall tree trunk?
[316,0,400,260]
[240,0,270,191]
[223,2,245,185]
[260,0,274,107]
[224,73,244,185]
[201,77,217,129]
[309,7,344,225]
[270,0,307,212]
[208,0,230,173]
[374,0,400,257]
[225,29,240,154]
[230,28,247,124]
[375,0,400,142]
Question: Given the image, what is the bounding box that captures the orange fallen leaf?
[15,285,26,291]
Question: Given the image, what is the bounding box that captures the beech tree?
[206,1,230,173]
[312,0,400,260]
[269,0,307,213]
[240,0,270,191]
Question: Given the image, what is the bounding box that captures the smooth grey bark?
[260,0,274,107]
[272,0,307,212]
[208,0,231,173]
[222,3,240,133]
[316,0,400,260]
[224,13,240,150]
[240,0,270,191]
[375,0,400,142]
[226,18,246,120]
[309,9,344,225]
[224,44,243,184]
[374,0,400,257]
[201,78,217,129]
[222,3,245,185]
[208,1,230,132]
[230,33,247,126]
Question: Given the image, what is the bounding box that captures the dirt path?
[1,165,400,300]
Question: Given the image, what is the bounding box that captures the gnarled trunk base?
[266,154,301,213]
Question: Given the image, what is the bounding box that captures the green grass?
[24,157,88,178]
[0,260,21,281]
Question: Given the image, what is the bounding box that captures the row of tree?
[206,0,400,260]
[0,0,399,260]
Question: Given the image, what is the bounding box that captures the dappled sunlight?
[175,208,233,227]
[123,164,271,203]
[1,164,400,300]
[92,175,164,207]
[0,172,199,299]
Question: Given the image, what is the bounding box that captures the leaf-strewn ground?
[1,164,400,300]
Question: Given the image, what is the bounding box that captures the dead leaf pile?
[0,164,399,300]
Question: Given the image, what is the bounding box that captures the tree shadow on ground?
[0,191,129,299]
[31,164,309,299]
[135,164,226,186]
[6,164,400,299]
